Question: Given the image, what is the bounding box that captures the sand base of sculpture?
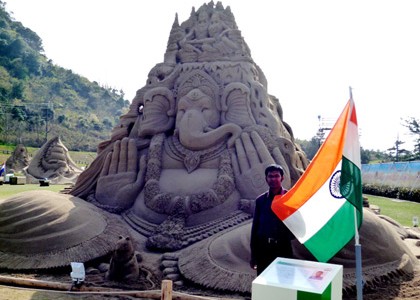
[0,190,418,297]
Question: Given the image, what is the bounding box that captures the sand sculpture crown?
[163,1,251,64]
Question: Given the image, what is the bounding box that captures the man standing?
[250,164,295,275]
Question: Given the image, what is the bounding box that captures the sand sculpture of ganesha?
[70,2,309,255]
[13,1,413,293]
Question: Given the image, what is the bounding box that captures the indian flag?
[272,98,363,262]
[0,163,5,177]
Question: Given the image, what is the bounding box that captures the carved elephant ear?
[221,82,256,128]
[138,87,175,137]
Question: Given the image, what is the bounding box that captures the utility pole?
[317,115,333,146]
[0,103,12,143]
[43,101,53,143]
[45,102,49,142]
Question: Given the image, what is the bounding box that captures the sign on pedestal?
[252,257,343,300]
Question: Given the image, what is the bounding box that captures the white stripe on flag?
[283,163,346,243]
[343,121,361,168]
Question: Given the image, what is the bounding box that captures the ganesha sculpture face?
[175,88,240,151]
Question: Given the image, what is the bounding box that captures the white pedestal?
[4,173,14,183]
[252,257,343,300]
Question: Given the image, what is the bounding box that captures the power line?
[0,102,53,108]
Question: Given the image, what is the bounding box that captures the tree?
[57,114,66,124]
[360,148,370,164]
[387,137,411,162]
[360,148,390,163]
[12,22,44,53]
[11,105,26,121]
[296,136,321,160]
[10,80,23,99]
[9,57,29,79]
[403,117,420,159]
[315,129,326,147]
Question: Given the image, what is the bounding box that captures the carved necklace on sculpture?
[165,135,227,173]
[144,133,235,217]
[143,133,236,251]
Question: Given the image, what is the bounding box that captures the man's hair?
[265,164,284,177]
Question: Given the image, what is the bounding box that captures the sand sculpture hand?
[96,137,146,211]
[231,131,288,200]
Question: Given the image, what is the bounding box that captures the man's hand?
[96,138,146,210]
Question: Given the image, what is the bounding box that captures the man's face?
[266,170,283,189]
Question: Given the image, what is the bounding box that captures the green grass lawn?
[0,184,70,200]
[365,194,420,227]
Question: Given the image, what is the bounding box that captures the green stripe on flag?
[297,283,332,300]
[304,203,355,262]
[340,156,363,226]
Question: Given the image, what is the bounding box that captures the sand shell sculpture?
[0,190,129,269]
[0,1,418,295]
[25,136,83,184]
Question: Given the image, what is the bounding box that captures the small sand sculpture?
[5,144,29,173]
[106,236,140,282]
[25,136,83,184]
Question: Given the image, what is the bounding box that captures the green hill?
[0,1,130,151]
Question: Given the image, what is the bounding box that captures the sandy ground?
[343,264,420,300]
[0,227,419,300]
[0,262,419,300]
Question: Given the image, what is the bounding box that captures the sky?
[5,0,420,151]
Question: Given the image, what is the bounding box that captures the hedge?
[362,183,420,203]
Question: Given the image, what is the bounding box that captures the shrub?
[362,184,420,204]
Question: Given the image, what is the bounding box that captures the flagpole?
[350,86,363,300]
[354,207,363,300]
